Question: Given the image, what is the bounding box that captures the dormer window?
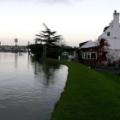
[107,32,110,36]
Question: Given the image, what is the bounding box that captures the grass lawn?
[49,59,120,120]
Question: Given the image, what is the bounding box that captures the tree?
[35,23,63,59]
[35,23,62,46]
[98,39,109,64]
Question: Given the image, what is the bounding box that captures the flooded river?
[0,53,68,120]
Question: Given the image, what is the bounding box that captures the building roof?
[80,41,98,49]
[79,41,89,47]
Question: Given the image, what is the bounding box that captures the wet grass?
[48,59,120,120]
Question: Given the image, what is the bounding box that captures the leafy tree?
[35,23,63,59]
[35,23,62,46]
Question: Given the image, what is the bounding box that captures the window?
[87,52,91,59]
[82,52,86,59]
[91,53,97,59]
[107,32,110,36]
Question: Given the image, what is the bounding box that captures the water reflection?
[14,53,18,68]
[0,53,68,120]
[31,56,61,86]
[27,54,30,69]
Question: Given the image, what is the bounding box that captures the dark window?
[107,32,110,36]
[91,53,96,59]
[87,54,90,59]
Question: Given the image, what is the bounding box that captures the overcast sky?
[0,0,120,46]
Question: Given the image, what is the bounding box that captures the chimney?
[113,10,119,23]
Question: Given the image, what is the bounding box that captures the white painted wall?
[99,10,120,42]
[99,10,120,62]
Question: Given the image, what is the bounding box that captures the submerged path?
[50,59,120,120]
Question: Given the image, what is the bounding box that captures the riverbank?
[49,59,120,120]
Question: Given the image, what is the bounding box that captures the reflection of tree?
[14,53,18,69]
[30,56,60,86]
[27,54,30,69]
[42,62,60,86]
[31,57,42,75]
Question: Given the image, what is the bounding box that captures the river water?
[0,52,68,120]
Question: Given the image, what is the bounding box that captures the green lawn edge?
[47,59,120,120]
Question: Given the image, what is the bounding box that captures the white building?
[99,10,120,63]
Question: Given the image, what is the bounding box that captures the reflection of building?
[79,10,120,65]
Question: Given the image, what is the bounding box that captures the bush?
[29,44,61,59]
